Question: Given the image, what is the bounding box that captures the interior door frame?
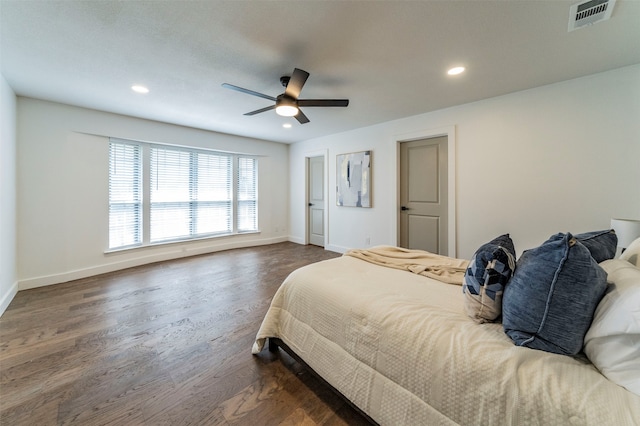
[394,126,457,257]
[304,149,329,246]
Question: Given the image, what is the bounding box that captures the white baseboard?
[287,235,305,245]
[325,244,350,254]
[0,280,19,317]
[18,236,290,291]
[287,236,347,255]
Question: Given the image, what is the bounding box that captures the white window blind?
[108,139,257,250]
[150,147,232,242]
[237,157,258,232]
[109,142,142,249]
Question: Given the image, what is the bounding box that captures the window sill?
[105,230,261,254]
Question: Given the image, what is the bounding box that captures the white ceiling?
[2,1,639,144]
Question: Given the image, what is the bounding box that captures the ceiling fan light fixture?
[275,104,299,117]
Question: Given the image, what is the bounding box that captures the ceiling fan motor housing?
[275,94,298,116]
[276,93,297,106]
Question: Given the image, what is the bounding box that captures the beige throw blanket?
[344,245,469,285]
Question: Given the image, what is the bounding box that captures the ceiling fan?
[222,68,349,124]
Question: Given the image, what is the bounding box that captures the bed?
[253,238,640,425]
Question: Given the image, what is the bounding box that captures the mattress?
[253,256,640,425]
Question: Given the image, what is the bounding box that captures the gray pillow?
[502,233,607,355]
[463,234,516,323]
[575,229,617,263]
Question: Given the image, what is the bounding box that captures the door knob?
[308,203,314,206]
[401,206,410,211]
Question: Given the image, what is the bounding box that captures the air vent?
[568,0,616,31]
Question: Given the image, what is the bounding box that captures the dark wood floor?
[0,242,372,425]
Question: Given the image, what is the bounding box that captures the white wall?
[17,99,289,289]
[290,65,640,259]
[0,75,18,315]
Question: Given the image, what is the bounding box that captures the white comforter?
[253,256,640,425]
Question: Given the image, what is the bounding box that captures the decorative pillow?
[502,233,607,355]
[584,259,640,396]
[620,237,640,267]
[463,234,516,323]
[574,229,618,263]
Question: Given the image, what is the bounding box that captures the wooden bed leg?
[268,338,279,352]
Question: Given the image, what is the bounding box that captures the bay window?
[108,139,258,250]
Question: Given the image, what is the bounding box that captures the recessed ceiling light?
[131,85,149,94]
[282,123,292,129]
[447,66,465,76]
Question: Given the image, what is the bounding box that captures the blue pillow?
[502,233,607,355]
[463,234,516,323]
[575,229,617,263]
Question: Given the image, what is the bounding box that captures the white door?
[308,156,325,247]
[399,136,448,254]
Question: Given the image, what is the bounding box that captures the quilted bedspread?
[253,255,640,425]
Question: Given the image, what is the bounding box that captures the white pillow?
[584,259,640,396]
[620,237,640,267]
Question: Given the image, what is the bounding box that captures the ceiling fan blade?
[222,83,277,102]
[284,68,309,99]
[244,105,276,116]
[298,99,349,107]
[294,109,310,124]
